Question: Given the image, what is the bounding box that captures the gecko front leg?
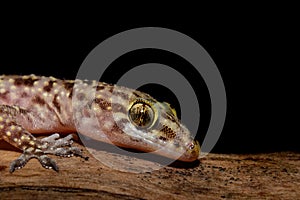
[0,105,88,172]
[9,133,87,173]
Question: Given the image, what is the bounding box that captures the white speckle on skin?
[6,131,11,137]
[50,76,57,81]
[10,125,16,131]
[107,106,112,111]
[10,85,16,90]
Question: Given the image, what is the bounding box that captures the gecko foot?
[41,133,74,147]
[10,134,88,173]
[41,134,89,160]
[9,150,59,173]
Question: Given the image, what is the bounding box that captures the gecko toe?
[38,155,59,172]
[10,159,25,173]
[41,133,60,143]
[9,152,34,173]
[45,146,87,159]
[41,134,75,149]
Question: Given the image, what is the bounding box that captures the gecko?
[0,74,200,173]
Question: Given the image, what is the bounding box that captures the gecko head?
[123,97,200,162]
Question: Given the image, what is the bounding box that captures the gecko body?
[0,75,200,172]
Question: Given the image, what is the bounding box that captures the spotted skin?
[0,75,200,172]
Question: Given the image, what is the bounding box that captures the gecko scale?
[0,74,200,172]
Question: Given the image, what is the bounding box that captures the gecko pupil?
[129,102,154,128]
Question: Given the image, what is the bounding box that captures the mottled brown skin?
[0,75,200,172]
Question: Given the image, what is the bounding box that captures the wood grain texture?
[1,140,299,200]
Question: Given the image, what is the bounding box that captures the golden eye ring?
[128,100,155,129]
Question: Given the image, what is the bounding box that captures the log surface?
[0,140,299,200]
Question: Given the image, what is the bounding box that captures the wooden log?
[0,140,299,199]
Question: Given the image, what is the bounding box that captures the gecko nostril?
[188,142,195,150]
[188,140,199,151]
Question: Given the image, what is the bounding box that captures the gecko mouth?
[117,121,198,161]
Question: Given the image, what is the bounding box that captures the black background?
[0,13,298,154]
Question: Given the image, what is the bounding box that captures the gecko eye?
[129,101,155,129]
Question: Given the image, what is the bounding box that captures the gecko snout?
[178,139,200,162]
